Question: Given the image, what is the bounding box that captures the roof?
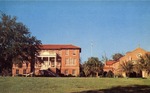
[126,47,147,54]
[40,44,81,52]
[105,60,116,65]
[133,47,147,52]
[119,47,148,62]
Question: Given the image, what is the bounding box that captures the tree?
[83,57,103,77]
[0,13,41,76]
[137,53,150,78]
[133,62,142,77]
[112,53,124,61]
[79,63,86,77]
[101,55,108,63]
[119,60,133,77]
[106,70,114,78]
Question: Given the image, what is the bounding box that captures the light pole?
[91,41,93,57]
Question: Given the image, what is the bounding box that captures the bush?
[102,71,107,77]
[1,68,12,76]
[67,74,75,77]
[114,74,123,78]
[106,70,114,78]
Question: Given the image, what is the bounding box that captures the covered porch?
[37,52,57,70]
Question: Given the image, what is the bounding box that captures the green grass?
[0,77,150,93]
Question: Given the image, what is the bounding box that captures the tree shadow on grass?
[72,85,150,93]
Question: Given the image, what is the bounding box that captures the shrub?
[106,70,114,78]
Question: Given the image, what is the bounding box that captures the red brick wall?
[61,49,80,76]
[12,62,31,76]
[113,48,148,75]
[12,48,80,76]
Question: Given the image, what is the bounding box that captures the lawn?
[0,77,150,93]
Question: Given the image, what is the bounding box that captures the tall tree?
[137,53,150,78]
[133,62,142,77]
[0,13,41,76]
[119,60,133,77]
[83,57,103,77]
[112,53,124,61]
[101,55,108,63]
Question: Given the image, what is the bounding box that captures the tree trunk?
[31,58,35,72]
[96,72,99,77]
[30,47,36,76]
[122,72,126,77]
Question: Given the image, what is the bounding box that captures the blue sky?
[1,1,150,62]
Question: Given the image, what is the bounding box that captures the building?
[113,47,149,76]
[12,44,81,77]
[103,47,149,77]
[103,60,116,72]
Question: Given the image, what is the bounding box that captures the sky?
[0,0,150,62]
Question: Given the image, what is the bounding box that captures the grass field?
[0,77,150,93]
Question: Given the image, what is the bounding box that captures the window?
[65,58,76,65]
[65,58,69,65]
[43,57,48,61]
[51,62,55,67]
[37,57,42,62]
[72,69,76,75]
[65,49,69,55]
[64,69,68,75]
[69,58,73,64]
[23,69,26,74]
[50,57,54,62]
[137,53,142,58]
[72,58,76,65]
[16,69,19,75]
[73,50,76,55]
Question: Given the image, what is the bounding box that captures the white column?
[55,57,56,67]
[48,57,50,68]
[49,57,51,67]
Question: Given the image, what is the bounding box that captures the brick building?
[103,47,149,77]
[12,44,81,77]
[113,47,148,76]
[103,60,116,72]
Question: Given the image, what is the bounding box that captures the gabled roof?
[40,44,81,52]
[131,47,147,53]
[105,60,116,65]
[119,47,148,61]
[126,47,147,54]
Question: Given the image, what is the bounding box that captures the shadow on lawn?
[72,85,150,93]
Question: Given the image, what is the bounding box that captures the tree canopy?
[119,60,134,77]
[138,53,150,71]
[119,53,150,78]
[83,57,103,77]
[112,53,124,61]
[0,13,41,76]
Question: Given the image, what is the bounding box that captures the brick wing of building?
[103,47,149,77]
[12,44,81,77]
[113,47,148,76]
[103,60,116,72]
